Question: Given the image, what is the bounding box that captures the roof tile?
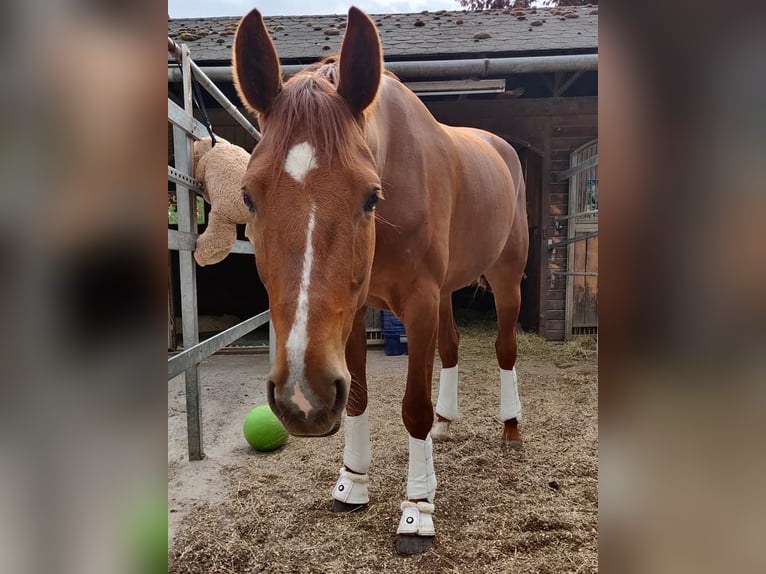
[168,8,597,63]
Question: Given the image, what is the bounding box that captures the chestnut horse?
[234,6,528,554]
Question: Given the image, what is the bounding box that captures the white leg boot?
[332,409,371,506]
[397,434,437,536]
[432,365,458,441]
[500,367,522,423]
[395,434,437,554]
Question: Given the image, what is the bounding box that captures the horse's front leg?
[331,306,371,513]
[396,288,439,555]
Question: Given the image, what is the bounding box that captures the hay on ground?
[170,323,597,574]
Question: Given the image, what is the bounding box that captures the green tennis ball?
[243,405,288,451]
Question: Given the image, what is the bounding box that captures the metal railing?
[167,38,272,461]
[168,38,261,141]
[548,154,599,257]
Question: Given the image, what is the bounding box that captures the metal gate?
[565,140,598,338]
[167,38,273,461]
[550,139,598,339]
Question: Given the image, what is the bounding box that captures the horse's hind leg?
[485,264,524,448]
[432,293,460,441]
[331,306,371,513]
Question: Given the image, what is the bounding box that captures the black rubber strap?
[175,62,217,146]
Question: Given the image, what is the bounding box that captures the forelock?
[262,68,367,173]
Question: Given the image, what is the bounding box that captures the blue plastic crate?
[383,332,408,356]
[381,310,405,333]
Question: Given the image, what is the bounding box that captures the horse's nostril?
[266,379,277,411]
[332,378,347,415]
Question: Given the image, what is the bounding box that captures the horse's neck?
[364,81,393,174]
[365,75,437,175]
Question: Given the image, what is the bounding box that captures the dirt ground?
[168,321,598,573]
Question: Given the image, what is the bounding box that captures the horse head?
[233,7,383,436]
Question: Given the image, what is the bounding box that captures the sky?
[168,0,464,18]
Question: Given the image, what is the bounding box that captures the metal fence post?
[174,44,204,461]
[168,39,266,460]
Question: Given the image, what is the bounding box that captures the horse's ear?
[337,7,382,117]
[233,8,282,116]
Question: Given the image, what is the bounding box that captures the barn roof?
[168,6,598,64]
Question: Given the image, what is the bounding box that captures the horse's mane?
[263,56,374,172]
[306,55,400,82]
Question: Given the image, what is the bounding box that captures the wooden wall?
[425,97,598,340]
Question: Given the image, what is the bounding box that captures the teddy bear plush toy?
[191,136,252,266]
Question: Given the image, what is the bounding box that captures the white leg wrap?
[406,435,437,503]
[500,367,522,422]
[397,501,435,536]
[332,467,369,505]
[342,409,371,474]
[434,365,459,421]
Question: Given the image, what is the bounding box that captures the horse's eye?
[363,192,379,214]
[242,190,256,213]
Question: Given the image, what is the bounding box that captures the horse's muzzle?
[266,376,347,437]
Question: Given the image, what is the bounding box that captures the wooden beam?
[551,71,564,96]
[539,117,553,339]
[554,70,585,97]
[495,87,526,99]
[427,96,598,119]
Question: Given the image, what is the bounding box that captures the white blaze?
[285,203,317,413]
[284,141,317,183]
[290,384,313,417]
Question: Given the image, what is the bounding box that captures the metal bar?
[168,37,261,141]
[167,229,254,254]
[229,239,255,254]
[168,53,598,83]
[168,166,203,194]
[168,98,210,140]
[554,209,598,231]
[168,310,271,380]
[174,44,204,461]
[168,36,181,59]
[551,271,599,277]
[168,229,196,251]
[556,155,599,182]
[403,78,505,94]
[410,88,506,97]
[548,231,599,250]
[554,70,584,97]
[168,253,176,351]
[191,64,261,141]
[550,71,564,97]
[555,210,598,223]
[168,229,254,255]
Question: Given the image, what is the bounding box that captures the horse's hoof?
[431,420,451,442]
[331,499,367,513]
[502,418,522,447]
[395,534,434,555]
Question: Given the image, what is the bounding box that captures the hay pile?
[170,324,597,573]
